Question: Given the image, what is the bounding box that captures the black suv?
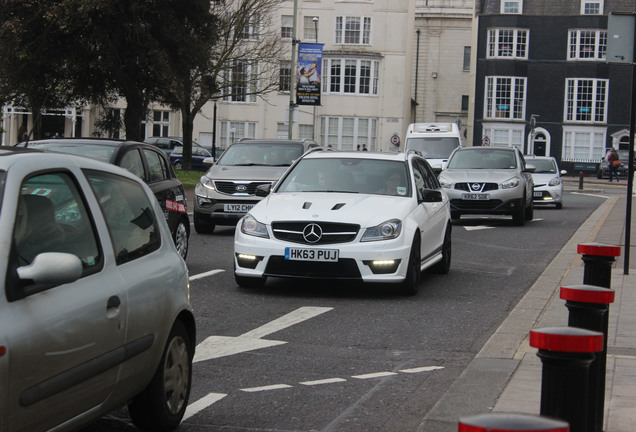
[19,138,191,258]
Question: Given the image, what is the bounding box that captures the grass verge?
[175,169,203,189]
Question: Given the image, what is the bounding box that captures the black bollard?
[529,327,604,432]
[458,413,569,432]
[579,172,584,190]
[577,243,621,289]
[560,285,615,432]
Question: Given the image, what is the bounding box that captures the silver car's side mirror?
[17,252,83,285]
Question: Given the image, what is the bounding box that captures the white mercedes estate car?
[234,150,451,295]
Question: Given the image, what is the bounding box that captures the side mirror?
[255,183,272,197]
[560,169,568,175]
[202,157,215,165]
[420,189,443,203]
[17,252,83,285]
[431,164,443,176]
[525,164,536,173]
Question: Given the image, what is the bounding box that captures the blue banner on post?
[296,43,323,106]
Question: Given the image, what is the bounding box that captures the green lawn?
[175,170,203,189]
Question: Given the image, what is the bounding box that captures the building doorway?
[529,128,550,156]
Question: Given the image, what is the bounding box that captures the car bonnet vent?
[303,202,312,209]
[331,203,346,210]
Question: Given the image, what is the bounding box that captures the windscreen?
[406,137,460,159]
[217,143,304,167]
[447,149,517,169]
[529,159,556,173]
[277,158,411,197]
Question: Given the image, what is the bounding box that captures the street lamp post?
[312,16,319,142]
[287,0,299,139]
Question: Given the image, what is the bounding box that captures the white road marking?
[571,192,610,199]
[183,393,226,420]
[399,366,445,373]
[241,306,333,339]
[352,372,398,379]
[194,306,333,363]
[241,384,293,392]
[189,269,225,281]
[300,378,347,386]
[463,225,495,231]
[187,366,444,417]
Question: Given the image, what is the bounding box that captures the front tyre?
[129,321,193,432]
[194,211,215,234]
[512,196,526,226]
[524,198,534,221]
[399,236,421,296]
[432,224,452,274]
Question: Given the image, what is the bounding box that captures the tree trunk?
[123,97,144,142]
[181,108,194,170]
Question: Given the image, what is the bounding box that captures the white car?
[234,150,451,295]
[526,155,566,209]
[0,147,195,431]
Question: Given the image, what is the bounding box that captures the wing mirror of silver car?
[17,252,83,286]
[525,164,536,173]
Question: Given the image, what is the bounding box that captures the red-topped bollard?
[458,413,569,432]
[560,285,615,432]
[529,327,604,432]
[577,243,621,289]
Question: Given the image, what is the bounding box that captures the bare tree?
[160,0,286,169]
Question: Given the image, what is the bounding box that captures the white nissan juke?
[233,149,452,295]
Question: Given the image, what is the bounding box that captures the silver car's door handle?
[107,296,121,310]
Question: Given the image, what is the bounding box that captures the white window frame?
[281,15,293,39]
[279,60,291,92]
[319,116,377,150]
[562,125,606,162]
[484,76,527,120]
[487,28,529,60]
[222,61,258,103]
[335,16,371,45]
[568,29,607,61]
[581,0,603,15]
[237,13,260,40]
[219,121,256,147]
[481,122,525,150]
[304,16,317,41]
[501,0,522,14]
[144,110,170,137]
[322,58,380,96]
[564,78,608,124]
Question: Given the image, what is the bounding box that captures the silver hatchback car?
[438,146,535,225]
[0,148,195,431]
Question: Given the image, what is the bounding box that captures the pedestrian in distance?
[607,148,620,182]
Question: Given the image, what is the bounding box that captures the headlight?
[361,219,402,242]
[501,176,520,189]
[548,177,562,187]
[438,177,452,189]
[240,214,269,238]
[194,176,215,198]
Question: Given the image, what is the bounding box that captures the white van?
[405,123,462,170]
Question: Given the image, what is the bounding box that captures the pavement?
[418,175,636,431]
